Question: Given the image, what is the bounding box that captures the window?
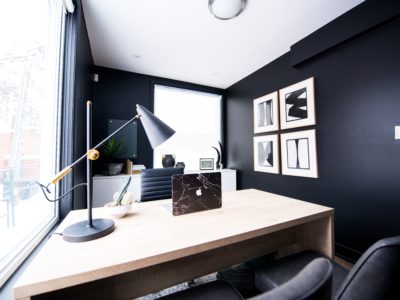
[154,85,222,170]
[0,0,64,286]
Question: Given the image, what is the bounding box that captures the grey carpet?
[134,273,217,299]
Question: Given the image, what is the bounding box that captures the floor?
[135,256,354,299]
[135,274,217,300]
[334,256,354,270]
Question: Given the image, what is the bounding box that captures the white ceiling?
[82,0,364,89]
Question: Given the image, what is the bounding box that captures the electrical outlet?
[395,126,400,140]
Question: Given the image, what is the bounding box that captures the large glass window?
[154,85,222,170]
[0,0,64,286]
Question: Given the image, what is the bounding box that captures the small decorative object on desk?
[132,164,146,174]
[200,158,214,170]
[175,162,185,169]
[104,177,133,218]
[212,141,224,169]
[162,154,175,167]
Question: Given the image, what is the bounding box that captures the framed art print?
[253,135,280,174]
[279,77,316,130]
[200,158,214,170]
[253,91,279,133]
[280,129,318,178]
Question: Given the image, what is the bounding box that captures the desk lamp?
[38,102,175,242]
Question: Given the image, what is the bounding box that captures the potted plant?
[100,138,125,175]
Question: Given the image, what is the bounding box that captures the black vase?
[162,154,175,168]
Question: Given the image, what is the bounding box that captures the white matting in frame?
[279,77,315,130]
[253,91,279,133]
[254,134,280,174]
[280,129,318,178]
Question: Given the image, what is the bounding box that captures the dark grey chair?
[159,258,333,300]
[255,236,400,300]
[140,167,183,201]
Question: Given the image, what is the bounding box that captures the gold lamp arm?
[50,166,73,185]
[49,148,99,185]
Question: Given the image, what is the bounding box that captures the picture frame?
[253,91,279,133]
[253,134,280,174]
[199,158,214,170]
[279,77,316,130]
[280,129,318,178]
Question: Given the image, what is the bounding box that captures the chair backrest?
[140,167,183,202]
[250,258,333,300]
[335,235,400,300]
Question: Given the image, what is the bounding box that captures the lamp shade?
[136,104,175,149]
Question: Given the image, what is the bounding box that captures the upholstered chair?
[140,167,183,201]
[254,236,400,300]
[159,258,333,300]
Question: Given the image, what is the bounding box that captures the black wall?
[92,67,224,173]
[225,4,400,260]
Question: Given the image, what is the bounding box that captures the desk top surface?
[14,189,333,299]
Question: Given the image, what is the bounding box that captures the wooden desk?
[14,189,333,300]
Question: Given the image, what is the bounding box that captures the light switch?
[395,126,400,140]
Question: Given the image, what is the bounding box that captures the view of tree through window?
[0,0,63,286]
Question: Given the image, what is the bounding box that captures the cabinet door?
[221,170,237,192]
[184,169,237,193]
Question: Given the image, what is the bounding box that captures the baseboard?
[335,243,363,263]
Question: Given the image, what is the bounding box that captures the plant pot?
[104,202,132,218]
[103,163,124,175]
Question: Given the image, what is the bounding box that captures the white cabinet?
[93,174,141,208]
[92,169,236,207]
[184,169,237,193]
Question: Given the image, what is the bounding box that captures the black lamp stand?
[62,102,114,242]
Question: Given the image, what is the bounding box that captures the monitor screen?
[108,119,138,159]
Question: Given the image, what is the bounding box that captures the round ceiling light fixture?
[208,0,247,20]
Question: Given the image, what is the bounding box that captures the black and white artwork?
[280,129,318,178]
[279,77,315,130]
[254,135,279,174]
[285,88,307,122]
[287,138,310,169]
[254,91,279,133]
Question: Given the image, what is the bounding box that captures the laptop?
[172,172,222,216]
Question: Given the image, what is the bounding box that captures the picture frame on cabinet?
[280,129,318,178]
[253,134,280,174]
[253,91,279,133]
[200,158,214,170]
[279,77,316,130]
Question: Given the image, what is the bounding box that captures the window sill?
[0,219,59,300]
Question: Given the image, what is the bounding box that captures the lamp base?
[62,218,115,242]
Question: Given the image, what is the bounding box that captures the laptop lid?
[172,172,222,216]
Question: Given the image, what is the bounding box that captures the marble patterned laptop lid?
[172,172,222,216]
